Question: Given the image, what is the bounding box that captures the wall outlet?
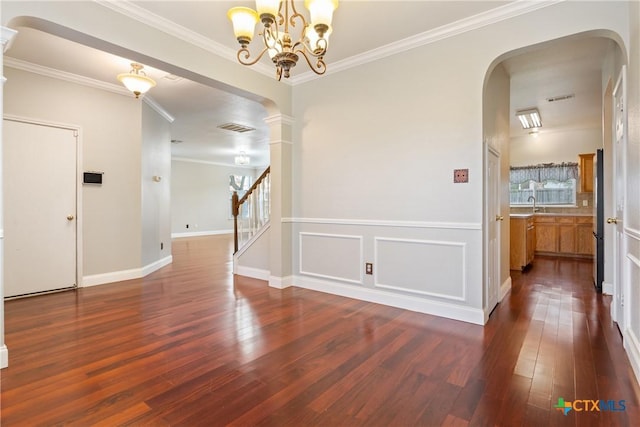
[583,200,588,207]
[365,263,373,275]
[454,169,469,183]
[186,224,189,229]
[160,242,164,250]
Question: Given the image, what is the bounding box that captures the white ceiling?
[3,1,615,167]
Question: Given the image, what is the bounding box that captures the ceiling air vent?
[546,94,575,103]
[217,122,255,133]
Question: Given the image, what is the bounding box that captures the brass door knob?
[607,217,618,224]
[495,215,504,221]
[67,215,75,221]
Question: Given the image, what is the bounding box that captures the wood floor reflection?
[1,236,639,426]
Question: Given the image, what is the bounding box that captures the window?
[229,174,252,218]
[510,163,578,206]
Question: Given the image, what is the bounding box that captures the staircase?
[231,166,271,254]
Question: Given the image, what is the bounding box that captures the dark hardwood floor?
[1,236,639,426]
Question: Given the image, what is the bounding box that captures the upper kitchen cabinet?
[579,153,595,193]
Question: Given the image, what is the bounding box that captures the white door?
[611,70,627,332]
[3,119,77,297]
[486,146,501,314]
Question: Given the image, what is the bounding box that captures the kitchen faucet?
[527,195,538,213]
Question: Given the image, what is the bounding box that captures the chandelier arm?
[296,37,328,59]
[237,46,271,67]
[296,49,327,75]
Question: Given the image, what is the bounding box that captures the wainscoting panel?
[299,232,363,284]
[374,237,466,301]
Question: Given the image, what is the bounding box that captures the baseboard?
[294,275,485,325]
[624,329,640,387]
[500,276,512,301]
[82,256,173,287]
[603,282,614,295]
[235,265,270,281]
[82,267,143,287]
[0,344,8,369]
[142,255,173,277]
[269,275,294,289]
[171,230,232,238]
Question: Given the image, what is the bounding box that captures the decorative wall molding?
[500,276,512,302]
[82,255,172,287]
[294,274,485,325]
[374,237,466,302]
[624,329,640,389]
[95,0,276,79]
[1,26,18,52]
[141,255,173,277]
[264,114,295,126]
[290,0,564,84]
[626,227,640,241]
[0,345,7,369]
[629,253,640,269]
[4,57,174,120]
[82,266,143,287]
[235,266,270,281]
[269,275,294,289]
[143,96,175,123]
[97,0,561,86]
[171,156,260,169]
[299,232,364,284]
[171,229,233,239]
[284,217,482,230]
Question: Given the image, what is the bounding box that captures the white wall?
[624,0,640,384]
[510,127,602,166]
[141,103,172,267]
[3,67,143,277]
[171,159,261,236]
[291,1,631,324]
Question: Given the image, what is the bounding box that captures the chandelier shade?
[227,0,339,80]
[117,63,156,98]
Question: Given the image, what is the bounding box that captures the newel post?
[231,191,239,253]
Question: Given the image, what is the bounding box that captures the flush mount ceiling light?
[516,108,542,129]
[117,63,156,98]
[227,0,339,81]
[235,151,251,166]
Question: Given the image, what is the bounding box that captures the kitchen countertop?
[510,212,593,218]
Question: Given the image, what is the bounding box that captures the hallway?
[1,235,639,425]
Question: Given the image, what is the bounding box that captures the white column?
[264,114,294,289]
[0,26,18,369]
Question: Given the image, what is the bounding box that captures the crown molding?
[4,56,174,121]
[2,27,18,52]
[290,0,565,85]
[264,114,295,126]
[5,56,129,95]
[96,0,563,87]
[94,0,280,82]
[172,156,263,169]
[143,96,175,123]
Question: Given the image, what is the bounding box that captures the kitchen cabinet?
[533,215,594,258]
[534,216,557,253]
[510,215,535,270]
[579,153,595,193]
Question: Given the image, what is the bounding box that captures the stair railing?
[232,166,271,253]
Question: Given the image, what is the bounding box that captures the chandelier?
[117,63,156,98]
[227,0,339,80]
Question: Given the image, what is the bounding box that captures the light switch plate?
[454,169,469,183]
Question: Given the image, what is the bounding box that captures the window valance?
[510,163,578,184]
